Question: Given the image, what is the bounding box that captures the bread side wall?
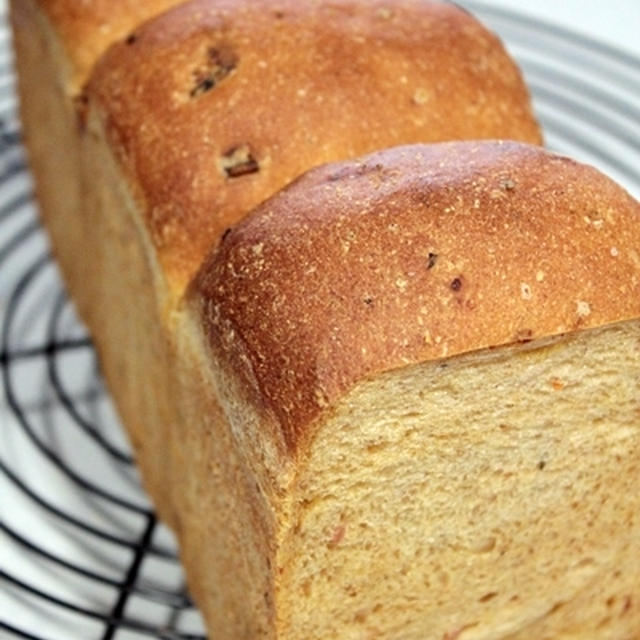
[12,0,189,528]
[279,322,640,639]
[80,109,184,526]
[14,0,180,526]
[11,0,88,312]
[175,312,285,638]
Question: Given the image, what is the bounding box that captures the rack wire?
[1,2,640,639]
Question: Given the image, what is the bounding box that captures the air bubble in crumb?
[470,537,496,553]
[577,300,591,317]
[520,282,532,300]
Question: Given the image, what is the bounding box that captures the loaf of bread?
[11,0,540,530]
[11,0,640,638]
[189,140,640,638]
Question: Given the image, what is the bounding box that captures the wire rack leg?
[101,515,157,640]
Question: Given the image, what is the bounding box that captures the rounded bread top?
[193,141,640,450]
[87,0,542,293]
[35,0,184,91]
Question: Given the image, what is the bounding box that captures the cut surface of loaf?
[186,141,640,637]
[10,0,543,575]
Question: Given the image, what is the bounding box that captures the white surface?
[459,0,640,198]
[486,0,640,57]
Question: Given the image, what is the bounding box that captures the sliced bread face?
[192,141,640,638]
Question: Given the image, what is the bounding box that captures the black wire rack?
[1,2,640,639]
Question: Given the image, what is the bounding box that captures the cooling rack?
[1,2,640,639]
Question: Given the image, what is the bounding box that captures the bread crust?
[32,0,184,91]
[87,0,541,293]
[194,141,640,450]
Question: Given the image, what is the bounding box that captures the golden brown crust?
[34,0,184,91]
[87,0,541,293]
[193,141,640,450]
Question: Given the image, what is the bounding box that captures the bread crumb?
[536,270,545,282]
[314,388,329,408]
[577,300,591,317]
[611,247,619,257]
[413,88,430,105]
[584,214,604,228]
[520,282,532,300]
